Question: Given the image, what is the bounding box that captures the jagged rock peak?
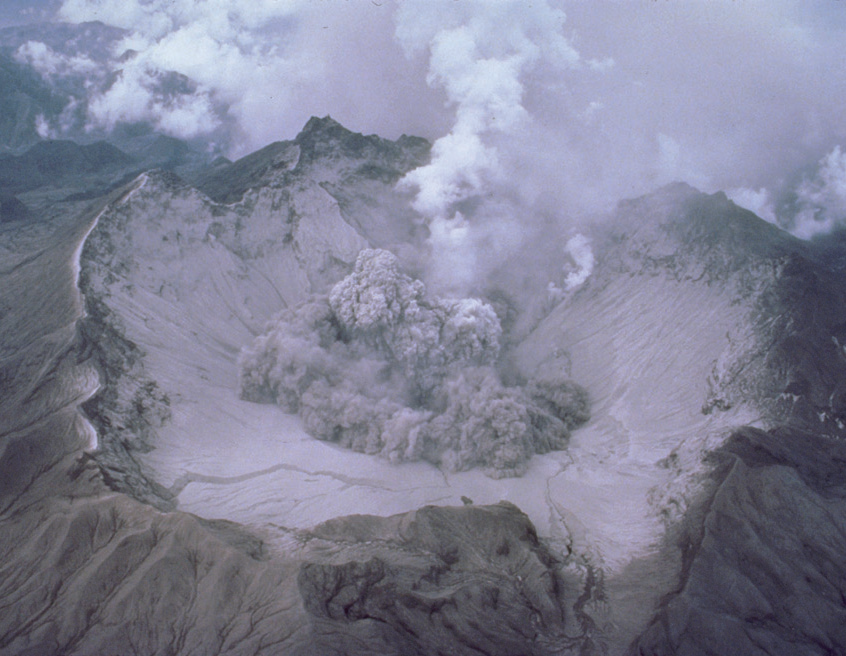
[297,114,347,138]
[195,116,430,204]
[137,167,188,191]
[294,114,429,166]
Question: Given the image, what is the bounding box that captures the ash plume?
[239,249,589,478]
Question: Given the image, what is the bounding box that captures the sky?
[4,0,846,239]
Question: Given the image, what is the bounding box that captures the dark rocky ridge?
[1,456,575,655]
[194,115,430,204]
[299,502,571,656]
[630,427,846,656]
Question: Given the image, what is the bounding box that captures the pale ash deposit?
[239,248,590,478]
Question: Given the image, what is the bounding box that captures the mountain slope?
[0,51,65,151]
[0,139,133,194]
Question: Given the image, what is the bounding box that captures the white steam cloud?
[396,0,579,219]
[563,234,594,290]
[54,0,445,155]
[394,0,580,290]
[728,146,846,239]
[792,146,846,239]
[14,40,97,79]
[56,0,306,147]
[725,187,778,225]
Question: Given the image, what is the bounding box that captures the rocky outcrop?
[630,426,846,656]
[299,502,570,656]
[0,464,576,656]
[194,115,430,249]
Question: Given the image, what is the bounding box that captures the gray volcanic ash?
[240,248,589,478]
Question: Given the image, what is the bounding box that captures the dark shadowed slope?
[0,140,133,194]
[0,52,65,152]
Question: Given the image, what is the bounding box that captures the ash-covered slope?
[608,186,846,656]
[193,115,430,248]
[507,182,846,654]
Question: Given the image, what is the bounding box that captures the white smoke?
[56,0,307,146]
[391,0,581,292]
[54,0,443,154]
[726,187,778,225]
[563,234,594,290]
[727,146,846,239]
[14,40,98,79]
[394,1,579,204]
[792,146,846,239]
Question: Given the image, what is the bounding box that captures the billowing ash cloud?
[239,249,589,478]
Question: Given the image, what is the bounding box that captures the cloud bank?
[52,0,446,155]
[11,0,842,241]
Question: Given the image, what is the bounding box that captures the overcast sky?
[4,0,846,237]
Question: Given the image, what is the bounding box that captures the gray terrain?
[2,111,846,656]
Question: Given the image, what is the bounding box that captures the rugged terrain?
[3,117,846,655]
